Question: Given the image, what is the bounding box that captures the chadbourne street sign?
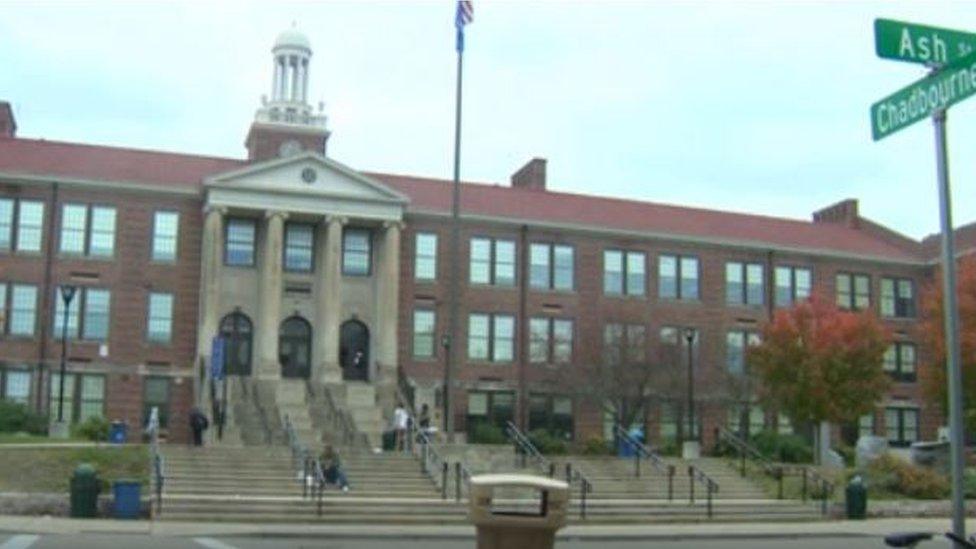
[875,18,976,65]
[870,49,976,140]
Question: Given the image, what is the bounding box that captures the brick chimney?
[511,157,547,191]
[0,102,16,138]
[813,199,859,228]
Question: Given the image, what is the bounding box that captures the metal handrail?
[688,463,719,518]
[504,421,550,474]
[409,418,451,499]
[613,424,667,476]
[717,426,832,514]
[317,385,368,449]
[282,413,311,494]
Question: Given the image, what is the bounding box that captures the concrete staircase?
[329,382,385,449]
[159,445,448,523]
[276,379,318,448]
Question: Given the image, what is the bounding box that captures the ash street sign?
[875,18,976,65]
[870,49,976,140]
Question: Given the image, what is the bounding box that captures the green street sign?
[871,49,976,140]
[875,19,976,66]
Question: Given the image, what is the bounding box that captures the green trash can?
[70,463,100,518]
[845,475,867,520]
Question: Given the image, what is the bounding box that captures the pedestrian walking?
[393,402,409,452]
[189,406,209,447]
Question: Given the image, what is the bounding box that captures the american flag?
[455,1,473,53]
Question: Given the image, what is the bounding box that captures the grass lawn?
[0,433,89,444]
[0,445,149,492]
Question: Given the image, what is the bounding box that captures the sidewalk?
[0,515,973,540]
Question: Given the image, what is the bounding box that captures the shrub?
[580,437,613,456]
[0,400,48,435]
[965,469,976,499]
[467,422,508,444]
[751,430,813,463]
[658,439,679,457]
[864,454,950,499]
[834,444,856,467]
[527,429,568,455]
[72,416,110,442]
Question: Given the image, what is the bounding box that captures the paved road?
[0,533,958,548]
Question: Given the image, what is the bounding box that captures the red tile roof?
[0,136,244,188]
[922,221,976,260]
[368,172,924,262]
[0,136,926,262]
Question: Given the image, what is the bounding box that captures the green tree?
[748,294,890,451]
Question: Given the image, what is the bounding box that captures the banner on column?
[211,337,226,381]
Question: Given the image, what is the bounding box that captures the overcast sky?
[2,1,974,240]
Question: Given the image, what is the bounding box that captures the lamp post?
[682,327,700,459]
[441,333,452,441]
[52,285,77,438]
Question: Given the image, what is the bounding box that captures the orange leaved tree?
[921,255,976,431]
[748,294,890,458]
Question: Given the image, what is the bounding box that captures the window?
[415,232,438,281]
[284,223,314,272]
[884,342,917,382]
[881,278,916,318]
[220,313,253,376]
[1,369,31,405]
[413,309,436,359]
[528,317,574,364]
[470,237,516,286]
[659,254,699,300]
[774,266,812,307]
[467,313,515,362]
[603,250,645,296]
[727,403,766,437]
[7,284,37,337]
[726,262,764,305]
[466,390,515,437]
[49,373,105,424]
[60,204,116,257]
[151,211,179,261]
[528,394,574,440]
[660,402,700,441]
[726,331,760,375]
[342,228,372,275]
[53,287,111,341]
[147,292,174,343]
[885,406,919,447]
[529,243,574,291]
[603,323,646,365]
[660,326,699,370]
[836,273,870,311]
[859,413,876,438]
[143,377,171,429]
[225,218,256,266]
[0,199,44,252]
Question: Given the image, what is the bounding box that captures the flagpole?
[445,24,465,443]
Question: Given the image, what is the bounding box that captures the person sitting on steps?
[320,445,350,492]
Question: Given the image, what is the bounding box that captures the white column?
[195,205,225,405]
[257,210,288,379]
[319,215,346,383]
[290,56,300,102]
[300,58,310,103]
[375,221,402,413]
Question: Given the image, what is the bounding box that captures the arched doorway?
[279,316,311,379]
[219,312,252,376]
[340,320,369,381]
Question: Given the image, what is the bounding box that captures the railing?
[613,424,677,501]
[454,462,472,502]
[282,414,312,496]
[688,464,719,518]
[316,385,368,449]
[310,457,326,517]
[716,426,833,515]
[506,421,593,519]
[505,421,551,474]
[146,406,164,517]
[410,420,451,499]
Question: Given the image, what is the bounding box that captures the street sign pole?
[932,107,966,545]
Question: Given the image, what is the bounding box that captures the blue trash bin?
[617,438,635,458]
[109,421,127,444]
[112,480,141,519]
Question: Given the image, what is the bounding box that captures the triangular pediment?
[205,152,408,205]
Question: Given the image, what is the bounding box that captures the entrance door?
[279,317,311,379]
[340,320,369,381]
